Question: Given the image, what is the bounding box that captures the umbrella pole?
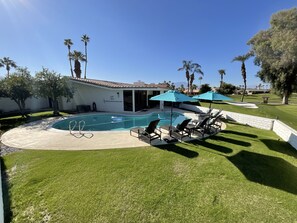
[170,102,173,136]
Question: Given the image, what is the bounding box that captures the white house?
[60,77,169,113]
[0,78,169,115]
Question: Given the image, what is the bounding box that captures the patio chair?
[159,115,186,132]
[186,116,211,137]
[210,109,222,118]
[130,119,161,144]
[169,118,192,141]
[204,114,223,135]
[206,108,213,115]
[191,114,223,138]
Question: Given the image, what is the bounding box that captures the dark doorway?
[148,91,160,108]
[135,90,147,111]
[123,90,133,111]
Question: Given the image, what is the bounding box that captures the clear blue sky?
[1,0,296,87]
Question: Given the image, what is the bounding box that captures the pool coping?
[0,108,222,151]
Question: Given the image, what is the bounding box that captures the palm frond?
[64,39,73,46]
[81,34,90,43]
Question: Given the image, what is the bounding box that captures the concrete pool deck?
[0,109,223,151]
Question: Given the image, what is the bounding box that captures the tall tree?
[35,68,74,116]
[178,61,192,94]
[161,81,175,90]
[178,61,203,95]
[0,67,33,117]
[189,63,203,95]
[199,84,212,94]
[198,76,203,88]
[0,60,3,71]
[0,57,17,77]
[232,53,252,102]
[218,69,226,88]
[178,84,185,93]
[64,39,74,77]
[248,8,297,104]
[81,34,90,79]
[70,51,86,78]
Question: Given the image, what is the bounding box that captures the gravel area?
[0,142,22,156]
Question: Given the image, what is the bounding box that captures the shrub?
[199,84,212,93]
[217,82,236,94]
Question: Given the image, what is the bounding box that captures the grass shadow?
[261,139,297,158]
[156,144,199,158]
[211,135,251,147]
[227,150,297,195]
[222,130,258,138]
[190,139,233,154]
[0,157,12,223]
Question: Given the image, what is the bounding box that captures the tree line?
[0,67,74,116]
[1,8,296,109]
[176,8,297,104]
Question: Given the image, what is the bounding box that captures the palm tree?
[232,53,252,102]
[198,76,203,88]
[0,61,3,75]
[218,69,226,88]
[258,83,262,90]
[178,61,193,95]
[189,63,203,95]
[192,84,197,90]
[70,51,86,78]
[64,39,74,77]
[81,34,90,79]
[0,57,17,77]
[178,61,203,95]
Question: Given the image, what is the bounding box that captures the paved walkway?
[226,101,258,108]
[1,109,215,151]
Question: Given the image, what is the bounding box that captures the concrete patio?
[1,109,216,151]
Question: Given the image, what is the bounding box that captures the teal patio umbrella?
[192,91,232,108]
[150,90,196,134]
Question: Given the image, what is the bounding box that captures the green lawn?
[2,122,297,222]
[198,93,297,130]
[0,111,69,133]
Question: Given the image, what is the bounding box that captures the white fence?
[0,97,49,113]
[180,103,297,151]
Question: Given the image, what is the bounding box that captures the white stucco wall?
[0,97,49,113]
[61,83,124,112]
[273,120,297,150]
[223,110,274,130]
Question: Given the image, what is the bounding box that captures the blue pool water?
[52,112,186,131]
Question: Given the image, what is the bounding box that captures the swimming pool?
[52,112,187,131]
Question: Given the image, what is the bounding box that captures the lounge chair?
[161,118,191,141]
[171,119,192,140]
[204,114,223,135]
[159,115,185,131]
[186,116,211,137]
[210,109,222,118]
[130,119,161,144]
